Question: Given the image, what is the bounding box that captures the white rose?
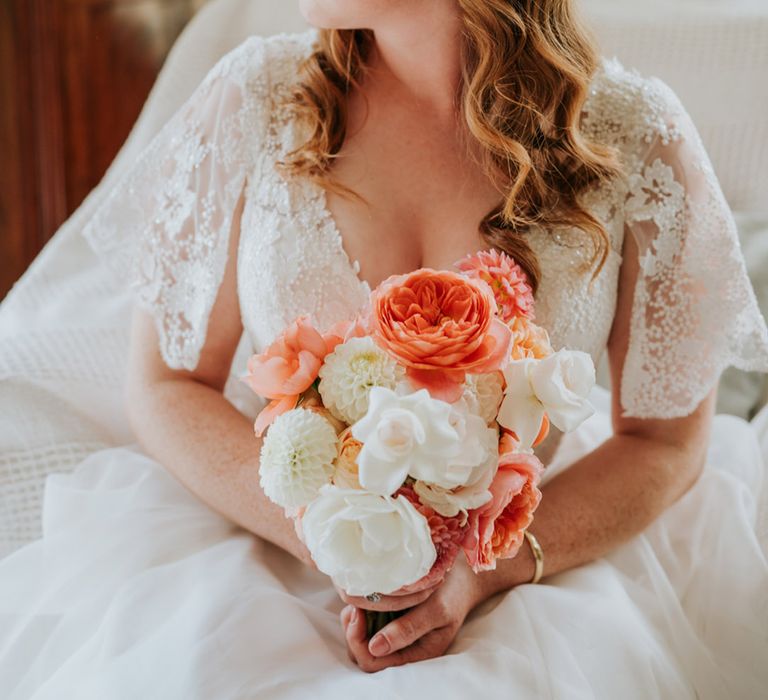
[498,349,595,447]
[413,426,499,517]
[301,484,437,596]
[351,387,497,496]
[462,372,504,424]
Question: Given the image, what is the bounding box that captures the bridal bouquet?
[242,250,596,637]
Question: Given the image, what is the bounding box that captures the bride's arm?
[124,192,315,569]
[476,229,717,598]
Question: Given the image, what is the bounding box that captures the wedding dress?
[2,29,768,699]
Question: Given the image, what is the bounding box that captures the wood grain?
[0,0,206,299]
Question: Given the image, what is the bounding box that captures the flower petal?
[405,367,466,403]
[254,395,299,438]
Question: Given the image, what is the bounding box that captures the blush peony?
[368,269,513,402]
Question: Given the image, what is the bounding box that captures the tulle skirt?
[1,387,766,699]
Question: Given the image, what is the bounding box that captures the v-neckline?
[309,177,373,298]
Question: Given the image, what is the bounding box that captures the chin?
[298,0,393,29]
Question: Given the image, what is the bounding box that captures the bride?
[2,0,768,697]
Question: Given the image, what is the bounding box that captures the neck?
[366,5,463,117]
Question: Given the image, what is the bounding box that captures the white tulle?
[2,28,768,699]
[0,387,766,698]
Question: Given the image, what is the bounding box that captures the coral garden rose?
[368,269,513,402]
[242,316,343,437]
[462,450,544,573]
[456,249,535,322]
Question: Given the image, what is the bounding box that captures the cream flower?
[301,484,437,596]
[413,425,499,517]
[462,372,504,424]
[498,350,595,447]
[258,408,338,509]
[318,336,405,425]
[351,387,497,496]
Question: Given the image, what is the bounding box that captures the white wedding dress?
[2,29,768,699]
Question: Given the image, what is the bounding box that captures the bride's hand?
[339,555,486,672]
[332,574,442,612]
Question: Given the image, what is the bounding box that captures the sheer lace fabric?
[83,31,768,420]
[621,86,768,417]
[84,37,269,371]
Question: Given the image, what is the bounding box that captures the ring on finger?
[365,592,382,603]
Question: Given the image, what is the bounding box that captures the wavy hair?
[278,0,625,291]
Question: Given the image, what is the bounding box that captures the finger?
[352,620,452,673]
[339,605,353,628]
[340,606,358,665]
[344,606,373,666]
[341,581,442,612]
[367,602,439,657]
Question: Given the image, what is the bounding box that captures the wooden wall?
[0,0,207,298]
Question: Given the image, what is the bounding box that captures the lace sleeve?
[82,36,269,371]
[619,80,768,419]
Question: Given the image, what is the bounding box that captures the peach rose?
[333,428,363,490]
[242,316,342,437]
[369,269,513,402]
[456,249,535,322]
[508,317,553,361]
[461,450,543,573]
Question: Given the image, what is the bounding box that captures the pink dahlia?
[390,484,470,593]
[456,249,534,322]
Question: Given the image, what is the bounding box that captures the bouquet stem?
[364,607,410,640]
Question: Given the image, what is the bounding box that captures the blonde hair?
[279,0,624,292]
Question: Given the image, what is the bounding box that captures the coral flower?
[368,269,513,402]
[242,317,343,437]
[462,450,544,573]
[456,249,535,322]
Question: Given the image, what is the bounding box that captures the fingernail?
[369,634,390,656]
[351,608,359,625]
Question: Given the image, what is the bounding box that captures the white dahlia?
[318,336,405,425]
[463,372,504,424]
[258,408,338,509]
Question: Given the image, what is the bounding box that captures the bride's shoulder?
[582,56,688,158]
[203,28,318,92]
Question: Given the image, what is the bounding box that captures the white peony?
[351,387,497,496]
[258,408,338,509]
[498,349,596,447]
[301,484,437,596]
[318,336,405,425]
[414,425,499,517]
[463,372,505,424]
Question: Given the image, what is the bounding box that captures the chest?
[322,107,503,291]
[237,107,628,371]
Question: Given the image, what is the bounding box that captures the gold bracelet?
[524,530,544,584]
